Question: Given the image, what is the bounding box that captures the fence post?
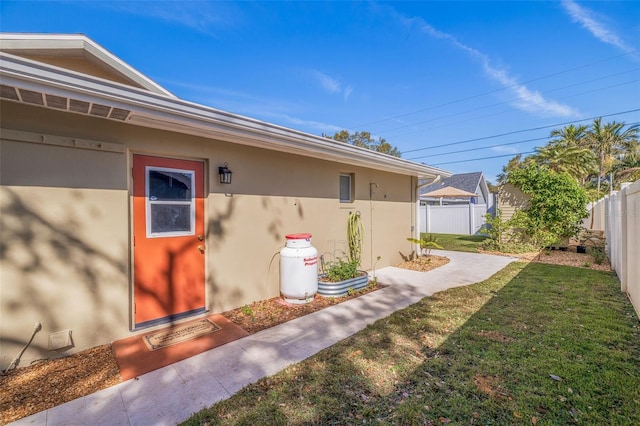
[425,204,430,233]
[468,203,474,235]
[620,183,630,292]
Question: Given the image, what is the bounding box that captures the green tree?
[531,124,596,183]
[497,154,535,185]
[328,130,401,157]
[612,142,640,184]
[497,155,523,185]
[507,165,589,245]
[585,118,639,195]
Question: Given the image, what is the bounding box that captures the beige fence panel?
[583,198,607,231]
[621,180,640,317]
[585,180,640,318]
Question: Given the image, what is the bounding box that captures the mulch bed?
[0,280,385,424]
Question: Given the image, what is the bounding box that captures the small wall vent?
[48,329,74,351]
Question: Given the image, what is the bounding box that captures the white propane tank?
[280,233,318,304]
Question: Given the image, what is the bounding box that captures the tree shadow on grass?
[184,262,639,425]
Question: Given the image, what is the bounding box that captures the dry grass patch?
[474,375,510,400]
[475,330,514,343]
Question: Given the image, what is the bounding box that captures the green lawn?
[183,263,640,425]
[422,232,487,253]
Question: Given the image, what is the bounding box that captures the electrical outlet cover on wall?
[48,330,73,351]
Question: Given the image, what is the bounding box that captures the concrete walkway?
[11,250,516,426]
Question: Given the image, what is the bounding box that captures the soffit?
[0,52,451,180]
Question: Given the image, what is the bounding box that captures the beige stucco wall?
[1,134,130,369]
[0,101,418,369]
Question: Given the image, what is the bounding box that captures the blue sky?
[2,1,639,182]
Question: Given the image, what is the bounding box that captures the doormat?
[142,319,221,351]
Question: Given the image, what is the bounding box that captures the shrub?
[507,165,589,241]
[407,234,444,256]
[325,259,359,282]
[482,166,589,253]
[479,211,538,253]
[590,246,607,265]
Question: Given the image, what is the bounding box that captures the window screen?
[340,174,352,203]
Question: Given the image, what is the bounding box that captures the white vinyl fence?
[584,179,640,318]
[420,203,487,235]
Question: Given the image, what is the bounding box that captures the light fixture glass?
[218,163,232,184]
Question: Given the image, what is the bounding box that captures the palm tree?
[612,142,640,184]
[585,118,639,195]
[550,123,588,145]
[532,124,596,182]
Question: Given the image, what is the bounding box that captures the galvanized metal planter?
[317,271,369,297]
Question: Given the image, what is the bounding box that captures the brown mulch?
[498,247,612,271]
[395,254,450,272]
[0,280,385,424]
[0,250,610,424]
[222,282,383,335]
[0,345,121,424]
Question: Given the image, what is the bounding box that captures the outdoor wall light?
[218,163,232,184]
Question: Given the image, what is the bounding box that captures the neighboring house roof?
[421,186,476,198]
[0,33,451,180]
[419,172,485,197]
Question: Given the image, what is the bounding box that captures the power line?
[348,50,638,130]
[409,120,640,161]
[403,108,640,154]
[387,78,639,140]
[421,120,639,165]
[430,151,537,166]
[377,71,640,136]
[408,136,549,161]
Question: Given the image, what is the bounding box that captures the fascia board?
[1,53,451,179]
[127,111,449,178]
[78,37,175,98]
[0,33,86,50]
[0,33,174,97]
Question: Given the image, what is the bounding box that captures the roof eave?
[0,33,175,98]
[0,52,450,179]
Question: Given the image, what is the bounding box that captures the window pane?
[149,170,192,201]
[340,174,351,202]
[150,204,191,233]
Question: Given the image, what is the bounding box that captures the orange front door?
[132,155,206,328]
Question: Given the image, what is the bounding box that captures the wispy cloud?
[392,10,580,118]
[561,0,635,54]
[343,85,354,101]
[313,71,341,94]
[267,113,344,134]
[92,1,237,35]
[310,70,354,101]
[482,63,578,117]
[491,145,521,155]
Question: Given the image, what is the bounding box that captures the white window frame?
[145,166,195,238]
[339,173,353,203]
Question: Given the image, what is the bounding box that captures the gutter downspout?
[415,175,442,241]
